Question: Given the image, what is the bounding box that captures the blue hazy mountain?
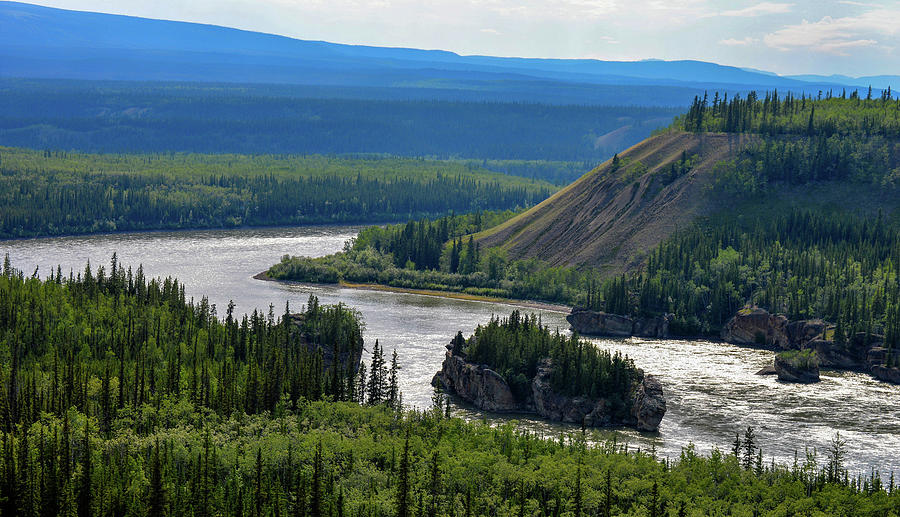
[0,0,863,102]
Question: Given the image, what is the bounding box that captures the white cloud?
[718,2,793,17]
[719,36,758,46]
[763,8,900,55]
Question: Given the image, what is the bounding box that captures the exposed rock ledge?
[774,353,820,383]
[722,306,897,384]
[566,309,672,338]
[432,346,666,432]
[871,365,900,384]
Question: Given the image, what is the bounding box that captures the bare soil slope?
[476,131,751,272]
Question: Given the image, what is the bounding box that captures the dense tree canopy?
[461,310,641,411]
[0,147,553,238]
[1,263,899,516]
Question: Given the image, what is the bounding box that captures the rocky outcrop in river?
[774,352,820,383]
[566,309,671,338]
[432,345,666,431]
[723,307,898,384]
[721,308,827,348]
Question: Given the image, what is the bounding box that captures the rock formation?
[723,307,896,384]
[431,350,519,412]
[566,309,671,339]
[433,344,666,432]
[774,352,820,383]
[871,365,900,384]
[720,307,827,349]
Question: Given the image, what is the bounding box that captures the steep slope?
[476,131,750,272]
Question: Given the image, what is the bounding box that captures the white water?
[3,226,898,476]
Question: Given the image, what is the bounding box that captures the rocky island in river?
[433,311,666,431]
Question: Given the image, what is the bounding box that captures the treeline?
[0,255,380,427]
[0,79,679,163]
[352,210,517,271]
[270,206,900,357]
[598,209,900,347]
[681,89,900,137]
[460,310,641,410]
[268,210,588,303]
[2,263,900,515]
[0,147,553,238]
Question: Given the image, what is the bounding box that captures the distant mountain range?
[0,1,893,106]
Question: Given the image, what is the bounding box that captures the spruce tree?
[427,450,440,517]
[388,349,400,409]
[78,415,91,517]
[742,427,757,470]
[310,441,323,517]
[396,433,412,517]
[149,438,165,517]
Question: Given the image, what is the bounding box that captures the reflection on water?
[3,225,898,476]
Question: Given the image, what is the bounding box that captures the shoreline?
[0,221,379,244]
[253,271,571,313]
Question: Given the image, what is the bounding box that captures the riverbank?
[0,221,375,243]
[254,271,571,313]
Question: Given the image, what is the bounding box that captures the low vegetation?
[777,349,820,370]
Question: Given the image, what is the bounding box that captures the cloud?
[763,8,900,55]
[718,2,793,17]
[719,37,758,46]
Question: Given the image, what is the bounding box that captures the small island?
[432,310,666,431]
[774,349,820,383]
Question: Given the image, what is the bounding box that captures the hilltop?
[476,92,900,274]
[474,131,746,272]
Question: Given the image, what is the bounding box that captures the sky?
[24,0,900,77]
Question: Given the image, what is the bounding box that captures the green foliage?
[681,90,900,137]
[0,79,681,163]
[0,263,898,515]
[462,311,641,407]
[778,349,819,369]
[0,256,367,426]
[634,209,900,342]
[0,147,553,238]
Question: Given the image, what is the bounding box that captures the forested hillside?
[0,80,678,171]
[269,94,900,347]
[0,147,553,238]
[2,261,899,515]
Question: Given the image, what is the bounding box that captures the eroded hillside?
[476,131,752,272]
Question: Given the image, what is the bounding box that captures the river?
[3,225,898,476]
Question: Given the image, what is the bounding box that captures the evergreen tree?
[396,433,412,517]
[388,349,400,409]
[310,441,323,517]
[149,438,165,517]
[742,427,757,471]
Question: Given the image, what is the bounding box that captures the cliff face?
[720,308,827,349]
[566,309,671,339]
[433,346,667,432]
[724,307,897,384]
[432,351,520,412]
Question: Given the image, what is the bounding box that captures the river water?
[3,226,898,476]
